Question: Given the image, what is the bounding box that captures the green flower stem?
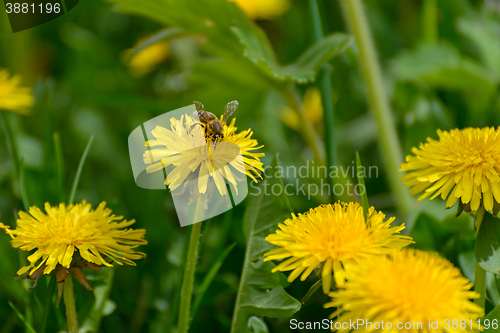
[309,0,337,200]
[339,0,413,217]
[422,0,439,43]
[53,132,65,203]
[474,207,487,309]
[283,84,325,167]
[177,198,205,333]
[63,275,79,333]
[0,112,20,182]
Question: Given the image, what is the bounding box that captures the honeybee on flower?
[143,101,264,205]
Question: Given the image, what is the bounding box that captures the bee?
[192,100,238,141]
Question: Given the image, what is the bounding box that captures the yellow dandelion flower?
[143,113,264,198]
[0,68,34,114]
[228,0,290,20]
[123,40,170,78]
[325,249,484,333]
[263,202,413,294]
[0,201,146,276]
[400,127,500,213]
[281,87,323,134]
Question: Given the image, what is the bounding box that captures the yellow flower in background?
[281,87,323,134]
[325,249,483,333]
[0,201,147,276]
[0,68,34,114]
[229,0,290,20]
[400,127,500,213]
[143,114,264,198]
[123,40,170,78]
[263,202,413,294]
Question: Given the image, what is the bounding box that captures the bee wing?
[222,100,238,124]
[192,101,211,123]
[193,101,205,112]
[194,109,211,123]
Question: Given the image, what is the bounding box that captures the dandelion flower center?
[400,127,500,212]
[264,202,413,294]
[326,249,484,333]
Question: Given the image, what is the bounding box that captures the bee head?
[212,133,224,140]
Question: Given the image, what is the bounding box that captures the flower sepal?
[13,251,106,306]
[54,252,106,306]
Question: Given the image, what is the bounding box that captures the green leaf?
[475,213,500,275]
[458,251,500,305]
[232,25,351,83]
[409,213,453,251]
[390,42,497,92]
[107,0,250,57]
[108,0,349,85]
[483,302,500,332]
[355,152,369,222]
[248,316,269,333]
[457,16,500,76]
[231,154,301,333]
[282,34,351,83]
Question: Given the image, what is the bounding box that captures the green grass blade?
[19,158,30,211]
[13,156,34,333]
[0,112,20,178]
[38,276,56,333]
[301,279,322,304]
[79,268,115,332]
[191,243,236,319]
[309,0,337,201]
[53,132,65,203]
[212,210,233,262]
[356,152,370,222]
[131,28,183,56]
[68,135,94,204]
[8,301,37,333]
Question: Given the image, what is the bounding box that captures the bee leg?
[189,123,204,134]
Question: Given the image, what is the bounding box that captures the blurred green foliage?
[1,0,500,331]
